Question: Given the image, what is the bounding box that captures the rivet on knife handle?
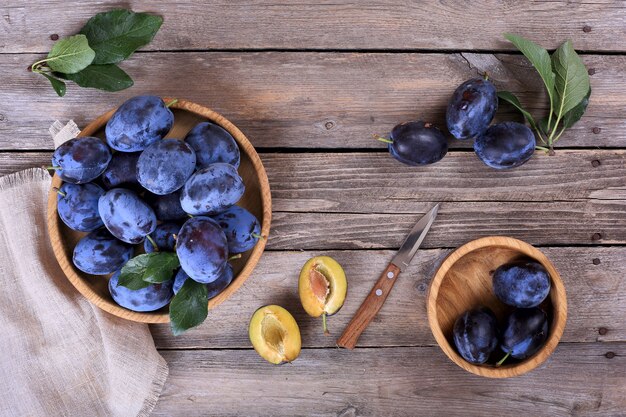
[336,263,401,349]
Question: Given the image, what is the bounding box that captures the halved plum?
[298,256,347,335]
[249,305,301,364]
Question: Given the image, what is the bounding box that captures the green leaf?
[551,40,591,119]
[40,73,66,97]
[497,91,538,131]
[539,117,550,136]
[45,34,95,74]
[60,64,134,92]
[170,279,208,336]
[80,9,163,65]
[504,33,556,110]
[118,252,179,289]
[561,87,591,129]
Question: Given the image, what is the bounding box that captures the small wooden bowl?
[427,236,567,378]
[47,98,272,324]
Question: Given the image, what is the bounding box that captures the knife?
[336,203,440,349]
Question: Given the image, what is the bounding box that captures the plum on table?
[474,122,536,169]
[108,269,173,312]
[57,182,104,232]
[73,228,133,275]
[105,95,174,152]
[176,216,228,283]
[137,139,196,195]
[98,188,157,244]
[180,163,245,215]
[212,205,261,254]
[185,121,241,169]
[382,121,448,166]
[446,77,497,140]
[51,137,112,184]
[453,307,499,364]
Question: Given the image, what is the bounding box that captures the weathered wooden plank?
[2,1,626,53]
[152,343,626,417]
[0,53,623,150]
[150,247,626,349]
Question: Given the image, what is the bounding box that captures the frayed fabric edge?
[0,168,51,192]
[136,354,169,417]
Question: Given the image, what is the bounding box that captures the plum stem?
[322,312,330,336]
[535,145,550,153]
[373,134,393,144]
[52,187,66,197]
[496,351,511,367]
[483,72,489,81]
[44,165,62,170]
[165,98,179,108]
[146,234,159,252]
[228,253,242,261]
[251,232,266,240]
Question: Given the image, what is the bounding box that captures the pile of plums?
[382,77,536,169]
[453,260,551,366]
[53,95,262,312]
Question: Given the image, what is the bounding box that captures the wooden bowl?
[427,236,567,378]
[47,98,272,324]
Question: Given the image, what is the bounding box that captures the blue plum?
[98,188,157,244]
[184,121,241,169]
[51,137,112,183]
[176,216,228,283]
[446,77,497,140]
[108,269,173,312]
[180,163,245,215]
[474,122,535,169]
[387,121,448,166]
[57,182,105,232]
[73,228,133,275]
[137,139,196,195]
[212,205,261,253]
[144,190,188,221]
[144,222,181,253]
[173,263,234,298]
[501,307,548,360]
[493,260,551,308]
[100,151,141,190]
[453,307,499,364]
[105,95,174,152]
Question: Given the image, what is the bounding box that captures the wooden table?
[3,1,625,415]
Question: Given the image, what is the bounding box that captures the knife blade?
[336,203,440,349]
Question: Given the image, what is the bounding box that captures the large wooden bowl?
[47,98,272,323]
[427,236,567,378]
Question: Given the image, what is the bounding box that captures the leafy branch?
[29,9,162,96]
[498,34,591,153]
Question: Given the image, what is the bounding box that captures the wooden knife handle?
[336,263,401,349]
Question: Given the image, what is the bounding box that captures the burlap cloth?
[0,166,168,416]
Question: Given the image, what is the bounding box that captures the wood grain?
[152,343,626,417]
[150,247,626,349]
[2,1,625,53]
[427,237,567,378]
[1,53,624,150]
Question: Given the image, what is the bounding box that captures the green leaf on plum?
[80,9,163,65]
[118,252,179,289]
[60,64,134,92]
[44,34,95,74]
[551,40,591,119]
[170,279,208,336]
[497,91,538,131]
[561,86,591,130]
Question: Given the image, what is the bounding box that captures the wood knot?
[324,121,335,130]
[588,68,596,76]
[50,34,59,40]
[591,160,601,167]
[592,258,601,265]
[605,351,615,359]
[591,233,602,241]
[583,25,592,33]
[592,127,601,134]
